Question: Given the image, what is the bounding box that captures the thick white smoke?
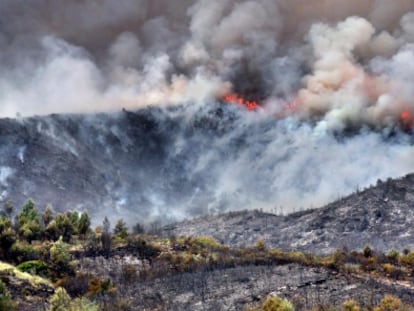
[3,0,414,219]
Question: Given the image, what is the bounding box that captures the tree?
[17,200,42,242]
[46,214,74,242]
[0,217,17,258]
[3,200,14,219]
[114,219,128,240]
[42,205,54,228]
[132,222,145,234]
[50,237,71,273]
[78,212,91,236]
[101,217,112,252]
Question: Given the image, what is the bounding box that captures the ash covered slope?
[162,174,414,254]
[1,103,414,225]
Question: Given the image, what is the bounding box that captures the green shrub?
[17,260,51,278]
[10,240,40,263]
[262,295,294,311]
[0,280,16,311]
[50,237,73,275]
[49,287,99,311]
[49,287,71,311]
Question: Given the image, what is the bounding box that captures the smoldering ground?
[2,1,414,223]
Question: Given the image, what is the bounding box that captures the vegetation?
[0,200,414,310]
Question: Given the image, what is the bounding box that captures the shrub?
[0,280,16,311]
[373,295,405,311]
[387,249,399,263]
[10,240,40,263]
[401,251,414,267]
[69,297,99,311]
[342,299,360,311]
[262,295,294,311]
[256,239,267,251]
[17,260,51,278]
[48,287,99,311]
[0,217,17,257]
[50,237,73,274]
[49,287,71,311]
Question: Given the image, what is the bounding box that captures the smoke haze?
[2,1,414,221]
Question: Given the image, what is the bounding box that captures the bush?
[50,237,73,274]
[0,280,16,311]
[373,295,405,311]
[48,287,98,311]
[17,260,51,278]
[343,299,360,311]
[262,295,294,311]
[10,240,40,263]
[401,251,414,267]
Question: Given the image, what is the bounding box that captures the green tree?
[114,219,128,240]
[78,212,91,236]
[0,216,17,256]
[46,214,74,242]
[50,237,71,272]
[17,199,42,242]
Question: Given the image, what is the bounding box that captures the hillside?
[162,174,414,254]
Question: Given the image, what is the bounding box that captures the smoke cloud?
[3,0,414,220]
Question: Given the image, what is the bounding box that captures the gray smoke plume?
[2,0,414,223]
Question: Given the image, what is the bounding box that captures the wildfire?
[400,109,414,129]
[223,94,259,110]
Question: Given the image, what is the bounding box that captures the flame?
[400,109,414,129]
[223,94,259,110]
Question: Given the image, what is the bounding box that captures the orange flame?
[223,94,259,111]
[400,109,414,129]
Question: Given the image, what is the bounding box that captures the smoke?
[3,0,414,220]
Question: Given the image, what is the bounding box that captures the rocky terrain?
[162,174,414,254]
